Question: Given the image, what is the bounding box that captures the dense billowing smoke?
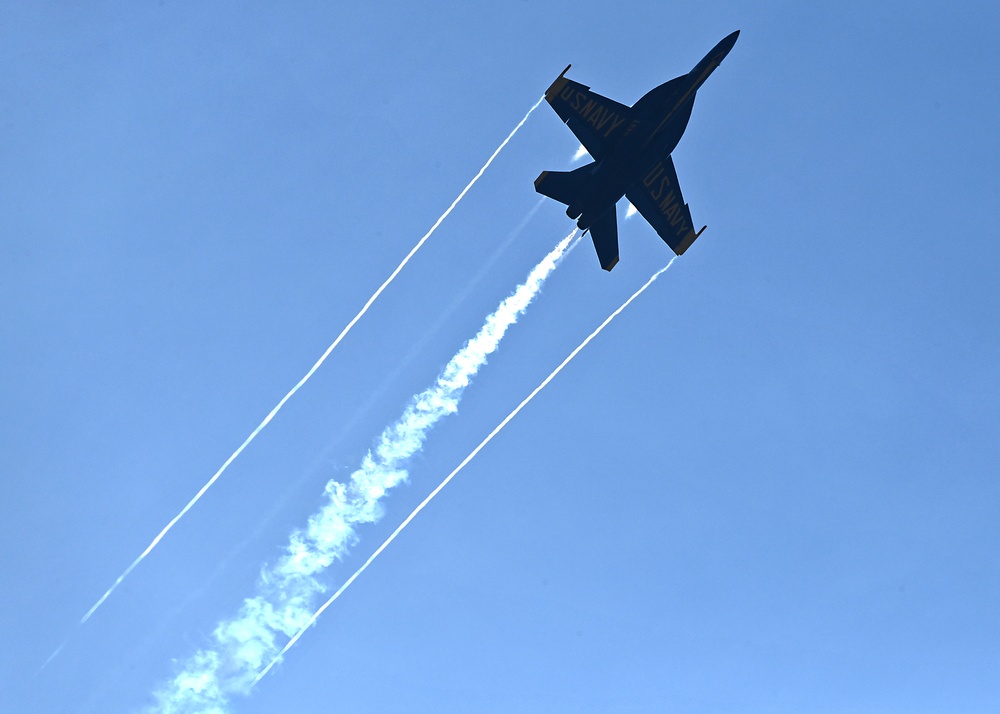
[77,98,545,631]
[151,231,576,713]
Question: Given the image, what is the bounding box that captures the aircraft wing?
[625,156,705,255]
[544,67,631,161]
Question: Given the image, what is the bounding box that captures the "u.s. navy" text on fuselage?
[642,162,690,237]
[560,86,627,138]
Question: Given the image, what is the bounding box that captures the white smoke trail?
[251,256,678,686]
[77,96,546,628]
[151,230,577,713]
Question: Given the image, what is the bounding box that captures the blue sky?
[2,2,999,712]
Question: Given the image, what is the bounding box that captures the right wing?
[625,156,705,255]
[544,66,631,161]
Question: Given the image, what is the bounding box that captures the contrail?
[151,230,577,713]
[252,256,678,686]
[76,96,546,629]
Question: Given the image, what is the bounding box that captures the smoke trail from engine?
[251,257,677,686]
[151,230,577,713]
[77,97,546,629]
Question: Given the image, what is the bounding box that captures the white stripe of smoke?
[76,96,546,631]
[151,229,577,713]
[252,256,678,686]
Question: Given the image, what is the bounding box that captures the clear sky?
[2,2,999,712]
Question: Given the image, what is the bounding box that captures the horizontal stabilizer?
[588,209,620,271]
[533,162,594,206]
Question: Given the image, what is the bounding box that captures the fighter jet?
[535,30,739,270]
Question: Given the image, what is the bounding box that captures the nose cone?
[688,30,740,88]
[712,30,740,63]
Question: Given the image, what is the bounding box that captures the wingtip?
[545,65,573,103]
[674,225,707,256]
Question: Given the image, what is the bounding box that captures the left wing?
[625,156,706,255]
[544,66,631,161]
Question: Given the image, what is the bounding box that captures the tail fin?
[533,162,594,206]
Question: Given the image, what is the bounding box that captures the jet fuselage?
[534,30,739,269]
[568,31,739,230]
